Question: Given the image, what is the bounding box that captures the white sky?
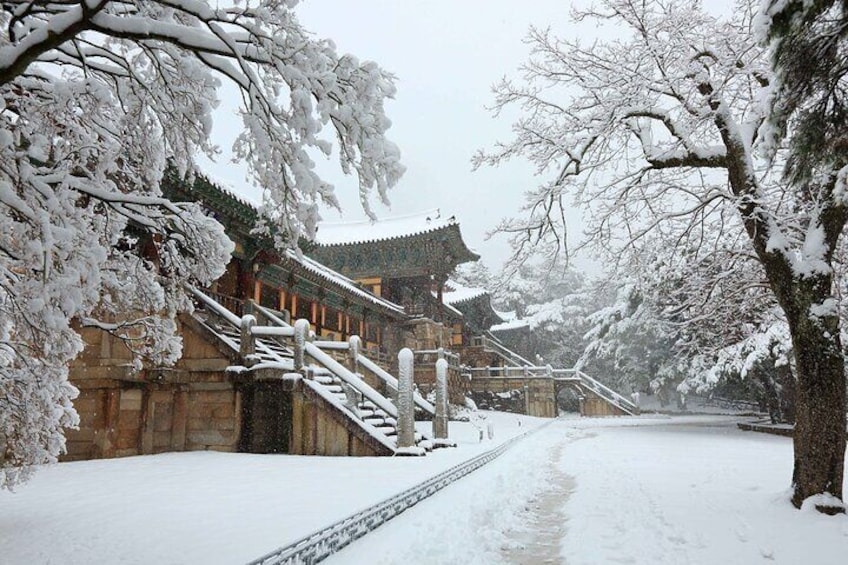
[201,0,735,274]
[201,0,587,271]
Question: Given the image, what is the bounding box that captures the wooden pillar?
[236,259,255,302]
[434,272,448,323]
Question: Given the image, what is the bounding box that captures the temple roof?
[162,168,406,318]
[279,250,406,317]
[315,209,459,245]
[441,283,490,306]
[490,310,530,332]
[438,280,504,331]
[310,210,480,279]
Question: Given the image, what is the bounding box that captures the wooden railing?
[199,289,245,317]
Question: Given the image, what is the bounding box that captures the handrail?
[465,362,637,415]
[480,335,535,367]
[252,303,292,329]
[575,370,637,413]
[312,340,349,350]
[254,303,423,416]
[252,326,296,338]
[190,286,242,327]
[304,342,399,420]
[357,354,435,416]
[246,420,554,565]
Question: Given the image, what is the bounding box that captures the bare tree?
[0,1,402,488]
[477,0,846,512]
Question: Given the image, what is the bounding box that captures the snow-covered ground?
[4,414,848,565]
[0,411,543,565]
[329,415,848,565]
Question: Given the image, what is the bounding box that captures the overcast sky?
[200,0,594,272]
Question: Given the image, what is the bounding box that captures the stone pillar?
[348,335,361,375]
[524,383,531,416]
[240,314,256,367]
[293,318,310,372]
[434,358,449,439]
[397,348,415,448]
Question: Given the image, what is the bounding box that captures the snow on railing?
[304,341,399,420]
[195,292,446,434]
[245,420,554,565]
[190,286,242,327]
[572,370,637,414]
[256,302,433,416]
[298,376,396,453]
[464,363,637,416]
[480,335,535,367]
[357,354,435,416]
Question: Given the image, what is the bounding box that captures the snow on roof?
[441,281,490,306]
[284,250,406,315]
[489,318,530,332]
[315,209,459,246]
[443,301,464,319]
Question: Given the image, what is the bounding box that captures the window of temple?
[452,323,464,346]
[324,306,341,331]
[295,295,312,322]
[364,320,380,344]
[259,283,278,310]
[348,315,361,338]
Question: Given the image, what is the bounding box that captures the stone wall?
[64,316,241,461]
[469,377,557,418]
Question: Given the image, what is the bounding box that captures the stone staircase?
[191,288,433,453]
[479,335,638,416]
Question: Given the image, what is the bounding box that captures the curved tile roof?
[315,209,463,246]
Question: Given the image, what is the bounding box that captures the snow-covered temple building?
[64,176,487,462]
[64,173,636,464]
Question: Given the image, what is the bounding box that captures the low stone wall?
[469,377,557,418]
[65,317,241,461]
[737,421,794,438]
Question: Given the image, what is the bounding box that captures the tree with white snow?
[478,0,846,511]
[0,0,402,488]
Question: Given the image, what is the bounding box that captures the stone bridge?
[466,368,637,418]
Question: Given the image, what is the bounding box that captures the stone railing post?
[240,314,257,366]
[349,335,361,375]
[434,358,449,439]
[397,348,415,448]
[294,318,310,373]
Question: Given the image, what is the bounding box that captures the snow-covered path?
[328,416,848,565]
[3,415,848,564]
[0,412,544,565]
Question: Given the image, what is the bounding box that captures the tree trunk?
[787,312,846,513]
[776,361,796,425]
